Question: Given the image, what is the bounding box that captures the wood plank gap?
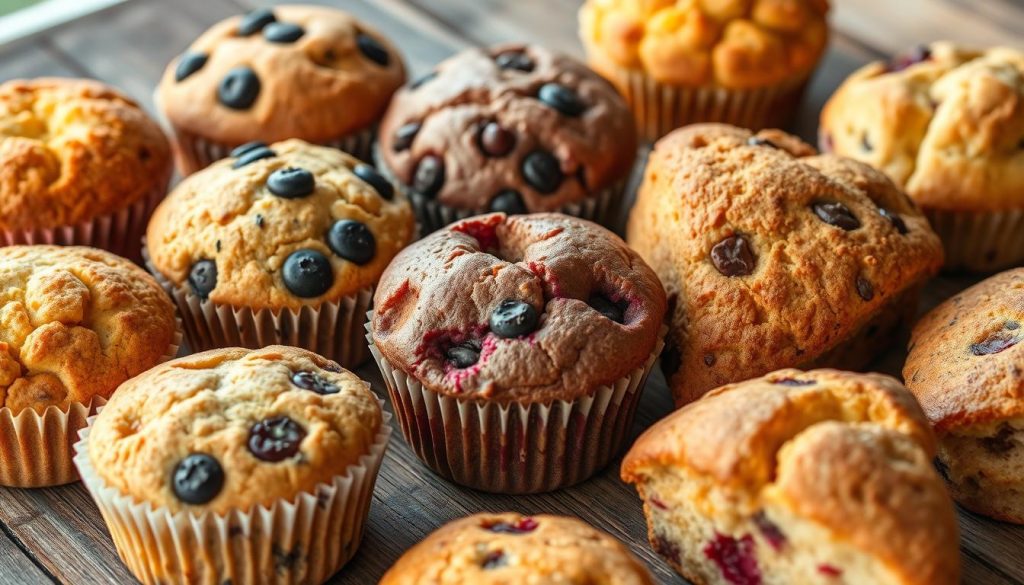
[36,38,94,79]
[0,520,59,585]
[961,544,1019,585]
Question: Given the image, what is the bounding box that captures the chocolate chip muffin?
[380,513,654,584]
[369,212,666,492]
[627,124,944,406]
[157,5,406,174]
[820,42,1024,271]
[0,78,172,259]
[376,44,637,233]
[904,268,1024,523]
[622,369,960,585]
[75,345,389,585]
[146,139,414,367]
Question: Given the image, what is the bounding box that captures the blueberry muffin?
[157,5,406,174]
[380,513,654,584]
[0,245,177,487]
[627,124,944,406]
[376,44,637,232]
[370,212,666,492]
[622,369,960,585]
[0,78,172,258]
[820,42,1024,271]
[904,268,1024,523]
[146,139,414,366]
[77,346,388,585]
[579,0,830,141]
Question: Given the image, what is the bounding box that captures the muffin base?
[924,207,1024,272]
[936,421,1024,524]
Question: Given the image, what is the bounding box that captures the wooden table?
[0,1,1022,583]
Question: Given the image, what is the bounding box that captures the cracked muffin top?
[0,78,171,231]
[376,44,637,213]
[627,124,944,405]
[87,346,382,515]
[371,213,666,402]
[146,139,414,310]
[820,42,1024,212]
[380,513,654,585]
[156,4,406,146]
[0,246,176,415]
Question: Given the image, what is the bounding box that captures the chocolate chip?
[409,71,437,90]
[521,150,562,194]
[267,167,315,199]
[537,83,586,117]
[238,8,275,36]
[354,164,394,200]
[413,155,445,197]
[490,300,539,338]
[481,550,506,570]
[861,132,873,152]
[479,122,515,157]
[248,416,306,462]
[172,454,223,505]
[188,260,217,299]
[175,52,208,82]
[812,201,860,231]
[230,141,268,158]
[878,208,908,234]
[980,424,1016,455]
[589,295,627,323]
[489,190,528,215]
[327,220,376,265]
[970,329,1021,356]
[393,122,421,152]
[263,22,304,43]
[710,235,756,277]
[357,33,390,66]
[746,136,779,149]
[282,249,333,298]
[255,214,265,228]
[291,371,339,394]
[218,66,261,110]
[856,276,874,301]
[232,146,276,168]
[446,340,481,369]
[495,51,534,72]
[703,354,716,367]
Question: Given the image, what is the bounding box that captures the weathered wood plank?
[0,529,50,585]
[0,40,82,81]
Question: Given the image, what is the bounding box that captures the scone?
[0,245,178,487]
[627,124,944,406]
[820,42,1024,271]
[376,43,637,233]
[157,4,406,174]
[75,346,390,585]
[146,138,414,367]
[622,369,960,585]
[380,513,654,584]
[369,212,666,492]
[904,268,1024,523]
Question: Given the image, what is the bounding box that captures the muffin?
[74,346,389,585]
[157,4,406,175]
[622,369,960,585]
[0,78,172,259]
[820,42,1024,271]
[380,513,654,584]
[369,212,666,493]
[376,43,637,233]
[904,268,1024,523]
[145,139,414,367]
[627,124,944,406]
[0,246,178,487]
[579,0,830,141]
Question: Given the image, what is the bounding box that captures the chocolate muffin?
[369,212,666,492]
[376,44,637,233]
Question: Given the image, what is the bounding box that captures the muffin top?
[578,0,829,88]
[87,346,382,515]
[147,139,415,310]
[820,42,1024,212]
[380,513,654,585]
[377,44,637,213]
[0,246,176,415]
[627,124,944,404]
[156,5,406,145]
[371,213,667,403]
[905,268,1024,434]
[0,78,171,231]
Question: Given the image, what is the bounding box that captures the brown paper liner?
[73,405,392,585]
[367,313,666,493]
[923,207,1024,272]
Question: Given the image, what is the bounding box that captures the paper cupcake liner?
[924,207,1024,272]
[73,405,392,585]
[366,312,665,493]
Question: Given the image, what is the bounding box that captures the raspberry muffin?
[904,268,1024,523]
[627,124,944,405]
[622,369,960,585]
[75,345,390,585]
[0,246,178,487]
[369,213,666,492]
[820,42,1024,271]
[380,513,654,584]
[157,4,406,174]
[146,139,414,367]
[376,43,637,233]
[0,78,172,259]
[579,0,830,141]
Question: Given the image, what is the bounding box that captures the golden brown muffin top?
[156,4,406,145]
[0,78,171,231]
[579,0,829,88]
[820,42,1024,212]
[0,246,176,415]
[146,139,414,310]
[380,513,654,585]
[87,346,382,515]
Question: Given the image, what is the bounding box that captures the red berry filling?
[704,533,761,585]
[452,216,501,251]
[818,564,843,577]
[652,533,682,566]
[649,494,670,511]
[484,517,538,534]
[753,512,786,551]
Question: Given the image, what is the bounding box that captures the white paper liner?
[924,207,1024,272]
[73,405,392,585]
[366,312,666,493]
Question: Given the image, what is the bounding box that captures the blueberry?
[537,83,586,117]
[238,8,275,36]
[413,155,445,198]
[232,146,276,169]
[188,260,217,299]
[392,122,421,152]
[357,33,390,66]
[263,22,303,43]
[489,299,539,338]
[218,66,261,110]
[230,141,268,158]
[291,371,340,394]
[267,167,315,199]
[478,122,515,157]
[746,136,779,149]
[489,190,528,215]
[327,220,376,265]
[446,340,481,369]
[175,52,208,82]
[172,454,224,505]
[521,150,563,194]
[353,164,394,200]
[495,51,534,72]
[589,295,627,323]
[878,208,908,234]
[710,235,756,277]
[248,416,306,462]
[282,249,334,298]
